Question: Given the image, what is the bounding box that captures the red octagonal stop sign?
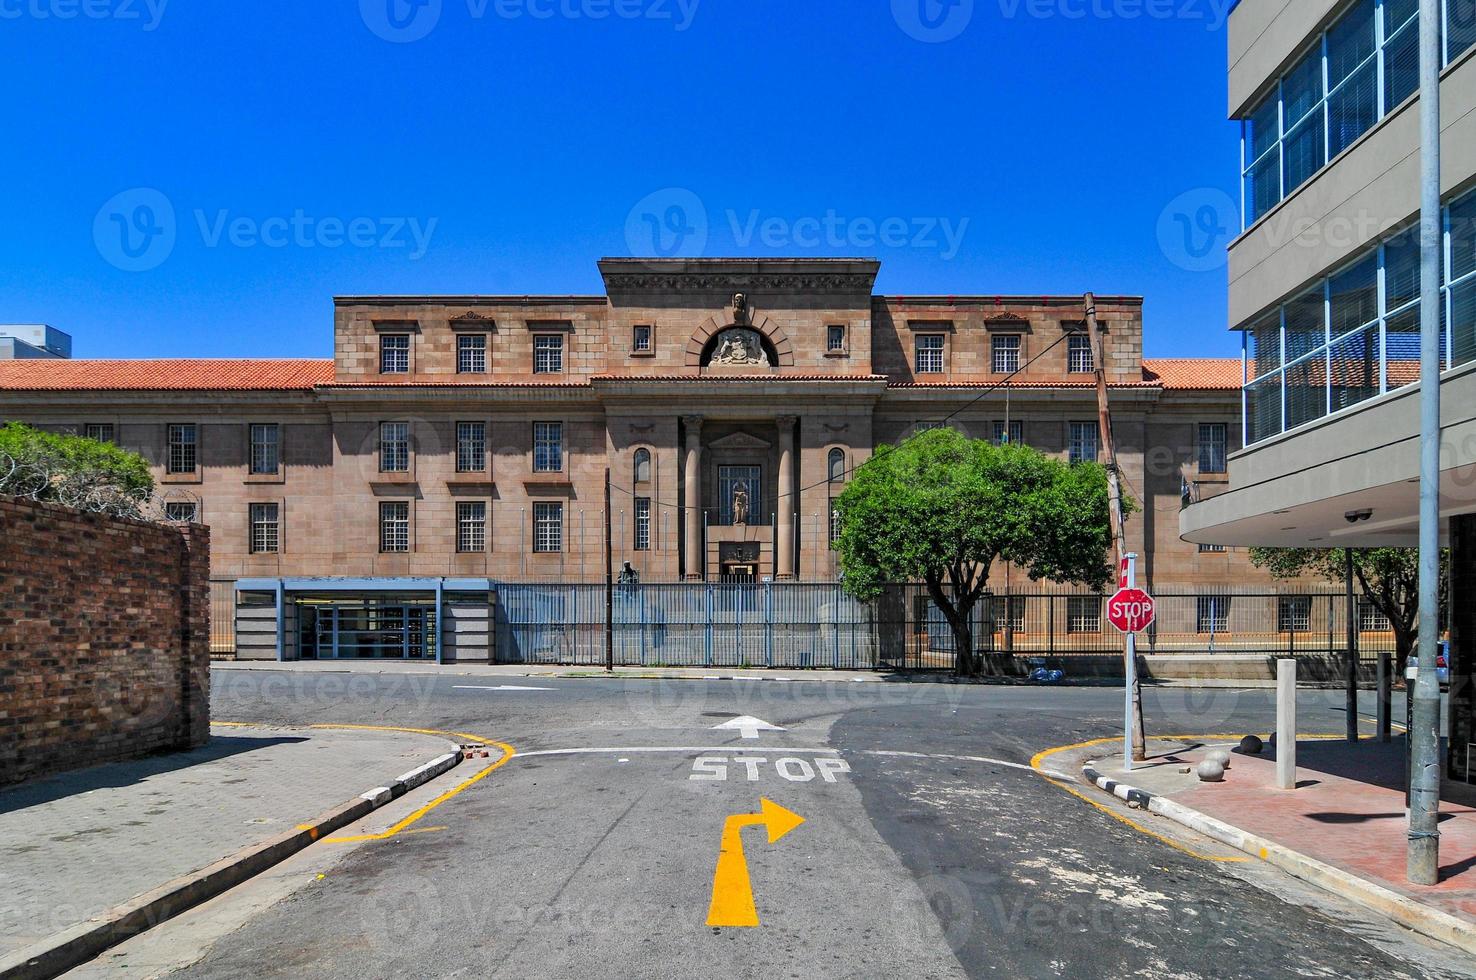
[1107,587,1156,634]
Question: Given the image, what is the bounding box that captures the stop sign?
[1107,588,1156,634]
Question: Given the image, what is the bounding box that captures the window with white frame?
[1358,598,1392,631]
[1067,597,1101,633]
[380,422,410,472]
[164,501,197,523]
[456,501,487,552]
[634,447,651,483]
[991,595,1026,632]
[248,503,280,554]
[249,423,279,475]
[1197,595,1230,633]
[1067,334,1094,373]
[456,421,486,473]
[827,325,847,352]
[83,423,114,443]
[634,497,651,550]
[1199,543,1228,554]
[632,325,652,353]
[1278,596,1312,633]
[380,334,410,373]
[991,334,1021,374]
[533,501,563,552]
[1068,422,1098,464]
[457,334,487,374]
[914,334,945,373]
[167,423,197,474]
[1198,423,1229,474]
[533,422,563,473]
[533,334,564,374]
[379,501,410,552]
[992,420,1023,446]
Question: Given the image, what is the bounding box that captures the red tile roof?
[0,359,333,391]
[1141,359,1242,390]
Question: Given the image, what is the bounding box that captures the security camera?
[1344,509,1373,524]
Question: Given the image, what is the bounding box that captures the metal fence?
[210,579,236,655]
[491,583,1411,670]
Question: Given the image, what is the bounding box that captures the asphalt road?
[122,672,1472,979]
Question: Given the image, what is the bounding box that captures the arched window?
[827,448,846,484]
[634,448,651,483]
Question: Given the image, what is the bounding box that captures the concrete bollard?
[1276,658,1297,789]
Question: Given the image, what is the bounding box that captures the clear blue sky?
[0,0,1242,360]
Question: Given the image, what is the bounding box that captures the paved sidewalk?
[1092,736,1476,927]
[0,723,455,959]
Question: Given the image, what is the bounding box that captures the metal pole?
[1345,549,1359,743]
[605,469,614,674]
[1124,553,1139,773]
[1409,0,1443,886]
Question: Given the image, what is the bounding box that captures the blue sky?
[0,0,1242,359]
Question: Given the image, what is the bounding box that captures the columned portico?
[682,415,703,581]
[776,415,797,580]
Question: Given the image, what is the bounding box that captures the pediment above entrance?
[707,432,771,451]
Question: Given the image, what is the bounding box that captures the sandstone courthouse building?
[0,258,1269,663]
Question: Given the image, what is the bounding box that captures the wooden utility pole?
[1087,293,1145,761]
[605,467,614,674]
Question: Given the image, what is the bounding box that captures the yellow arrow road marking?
[706,798,805,928]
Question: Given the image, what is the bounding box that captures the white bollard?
[1276,658,1297,790]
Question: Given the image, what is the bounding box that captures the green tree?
[1248,547,1448,675]
[833,428,1119,676]
[0,422,153,506]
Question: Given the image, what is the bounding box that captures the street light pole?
[1408,0,1443,886]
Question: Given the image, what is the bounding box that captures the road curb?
[1080,763,1476,957]
[0,746,463,980]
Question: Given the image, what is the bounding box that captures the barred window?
[1278,597,1312,633]
[914,334,945,373]
[1067,597,1101,633]
[1198,595,1230,632]
[456,501,487,553]
[1068,335,1094,373]
[167,423,197,474]
[380,501,410,552]
[380,334,410,373]
[634,497,651,551]
[533,502,563,553]
[533,421,563,473]
[992,420,1023,446]
[991,334,1021,374]
[633,325,652,352]
[633,448,651,483]
[83,423,114,443]
[249,503,280,554]
[380,422,410,472]
[991,596,1026,632]
[1358,599,1392,631]
[164,501,197,522]
[1199,543,1228,554]
[533,334,563,374]
[457,334,487,374]
[249,423,279,475]
[1068,422,1098,464]
[830,506,842,544]
[456,421,486,473]
[827,325,846,351]
[1198,423,1229,474]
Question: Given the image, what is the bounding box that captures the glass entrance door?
[301,600,438,659]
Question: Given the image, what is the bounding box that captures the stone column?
[682,416,703,581]
[776,415,797,581]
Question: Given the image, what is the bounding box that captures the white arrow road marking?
[453,685,557,692]
[711,715,786,739]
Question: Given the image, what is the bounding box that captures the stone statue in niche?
[732,292,748,325]
[732,484,750,526]
[710,328,765,366]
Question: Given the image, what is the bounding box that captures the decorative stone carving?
[731,484,750,527]
[732,292,749,325]
[708,432,770,451]
[709,328,766,367]
[603,273,875,294]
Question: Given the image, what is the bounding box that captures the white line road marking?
[863,749,1071,780]
[513,745,840,759]
[453,685,557,692]
[710,715,785,739]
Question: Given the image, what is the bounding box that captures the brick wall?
[0,496,210,785]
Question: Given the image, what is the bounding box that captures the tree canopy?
[833,427,1119,675]
[0,422,154,506]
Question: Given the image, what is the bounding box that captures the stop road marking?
[690,756,851,783]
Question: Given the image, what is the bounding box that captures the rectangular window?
[249,503,280,554]
[991,596,1026,632]
[533,501,563,553]
[1068,422,1098,464]
[1358,599,1392,632]
[1067,597,1101,634]
[992,420,1023,446]
[83,423,114,443]
[1197,595,1230,633]
[1278,597,1312,633]
[456,421,486,473]
[633,325,652,352]
[827,325,846,351]
[456,501,487,553]
[1198,423,1229,474]
[718,465,762,525]
[380,422,410,472]
[249,423,280,475]
[634,497,651,551]
[533,422,563,473]
[1198,543,1228,554]
[1067,335,1094,373]
[379,501,410,553]
[991,334,1021,374]
[830,506,842,544]
[380,334,410,373]
[914,334,945,374]
[164,501,197,523]
[167,423,197,474]
[456,334,487,374]
[533,334,564,374]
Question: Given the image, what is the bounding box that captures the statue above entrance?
[709,328,767,367]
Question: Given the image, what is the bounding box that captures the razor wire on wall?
[0,451,200,524]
